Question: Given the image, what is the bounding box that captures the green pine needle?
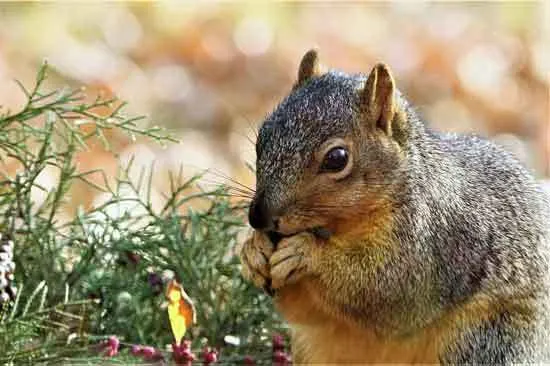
[0,63,285,364]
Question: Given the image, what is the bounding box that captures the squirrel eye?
[320,147,349,173]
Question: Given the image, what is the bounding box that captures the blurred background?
[0,1,548,213]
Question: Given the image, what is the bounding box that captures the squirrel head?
[249,49,412,239]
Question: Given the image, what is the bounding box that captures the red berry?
[273,350,291,364]
[173,342,185,355]
[182,349,196,361]
[108,336,119,349]
[102,336,119,357]
[141,346,156,358]
[273,350,283,362]
[130,345,142,356]
[243,355,255,365]
[272,333,285,351]
[172,341,196,364]
[203,349,218,364]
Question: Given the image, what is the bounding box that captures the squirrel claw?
[240,257,267,288]
[239,231,273,289]
[269,232,316,289]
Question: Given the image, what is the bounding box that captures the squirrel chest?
[275,281,440,364]
[275,279,499,364]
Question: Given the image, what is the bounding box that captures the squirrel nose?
[249,192,277,230]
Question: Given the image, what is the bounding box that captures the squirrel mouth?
[267,227,332,246]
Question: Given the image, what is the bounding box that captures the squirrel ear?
[361,63,396,135]
[294,49,325,89]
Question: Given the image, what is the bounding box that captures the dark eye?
[320,147,349,172]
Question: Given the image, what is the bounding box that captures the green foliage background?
[0,65,286,364]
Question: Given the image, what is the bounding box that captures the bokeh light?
[0,1,548,215]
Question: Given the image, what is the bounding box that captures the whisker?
[230,129,257,147]
[244,161,256,173]
[199,179,255,199]
[216,192,254,200]
[240,116,259,140]
[222,184,255,195]
[201,180,255,198]
[205,169,256,193]
[220,187,255,198]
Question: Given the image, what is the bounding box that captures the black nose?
[249,192,274,230]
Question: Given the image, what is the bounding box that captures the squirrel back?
[246,49,550,363]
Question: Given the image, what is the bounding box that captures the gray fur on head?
[257,71,362,209]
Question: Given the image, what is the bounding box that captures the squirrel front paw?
[239,230,274,289]
[270,232,318,290]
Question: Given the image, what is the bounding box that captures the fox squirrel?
[239,49,550,363]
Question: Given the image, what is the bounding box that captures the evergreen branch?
[0,62,285,364]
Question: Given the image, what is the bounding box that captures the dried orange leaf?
[166,279,196,345]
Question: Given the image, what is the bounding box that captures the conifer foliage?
[0,64,287,364]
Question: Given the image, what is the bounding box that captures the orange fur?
[276,279,512,364]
